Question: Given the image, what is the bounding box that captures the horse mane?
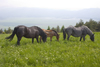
[81,25,93,36]
[52,30,59,36]
[34,26,47,37]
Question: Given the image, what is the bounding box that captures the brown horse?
[40,29,59,42]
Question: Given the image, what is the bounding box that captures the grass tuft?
[0,32,100,67]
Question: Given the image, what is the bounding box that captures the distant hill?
[0,7,100,29]
[0,7,100,20]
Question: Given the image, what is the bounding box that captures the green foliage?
[85,19,97,31]
[4,29,7,33]
[60,25,65,32]
[75,19,84,27]
[47,26,50,30]
[7,27,12,34]
[3,27,13,34]
[51,27,55,30]
[96,21,100,31]
[56,25,60,32]
[0,33,100,67]
[0,29,3,34]
[75,19,100,32]
[51,25,64,32]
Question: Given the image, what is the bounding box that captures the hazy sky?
[0,0,100,29]
[0,0,100,10]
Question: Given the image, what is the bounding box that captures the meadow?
[0,32,100,67]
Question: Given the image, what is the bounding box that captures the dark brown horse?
[6,25,47,45]
[40,29,59,41]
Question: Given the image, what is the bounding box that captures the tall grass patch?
[0,32,100,67]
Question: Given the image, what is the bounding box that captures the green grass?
[0,32,100,67]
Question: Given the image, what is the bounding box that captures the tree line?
[0,19,100,34]
[0,27,12,34]
[47,25,64,32]
[75,19,100,32]
[47,19,100,32]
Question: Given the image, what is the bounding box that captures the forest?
[75,19,100,32]
[0,19,100,34]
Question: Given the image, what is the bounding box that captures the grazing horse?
[5,25,47,45]
[40,29,59,41]
[63,25,94,41]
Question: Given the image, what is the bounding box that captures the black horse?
[6,25,47,45]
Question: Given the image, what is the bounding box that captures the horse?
[5,25,47,45]
[40,29,59,42]
[63,25,94,41]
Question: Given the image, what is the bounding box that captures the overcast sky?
[0,0,100,29]
[0,0,100,10]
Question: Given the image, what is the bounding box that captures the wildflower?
[82,61,84,63]
[46,58,48,60]
[25,57,28,59]
[36,60,38,62]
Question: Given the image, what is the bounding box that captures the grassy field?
[0,32,100,67]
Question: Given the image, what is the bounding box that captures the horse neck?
[52,30,58,36]
[86,28,93,36]
[53,31,59,40]
[36,27,46,37]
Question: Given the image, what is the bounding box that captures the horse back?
[16,25,27,35]
[65,26,82,37]
[42,29,54,37]
[24,26,39,38]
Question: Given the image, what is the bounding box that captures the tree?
[4,29,7,34]
[51,27,55,30]
[56,25,60,32]
[75,19,84,27]
[7,27,12,34]
[75,19,98,31]
[60,25,65,32]
[0,29,3,34]
[47,26,50,30]
[96,21,100,31]
[85,19,97,31]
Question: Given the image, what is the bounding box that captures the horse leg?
[83,36,85,41]
[36,37,39,43]
[40,36,42,42]
[67,35,70,40]
[17,37,22,45]
[32,38,34,43]
[50,37,52,41]
[56,36,58,41]
[80,36,82,41]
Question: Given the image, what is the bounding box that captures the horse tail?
[63,28,66,40]
[5,27,17,41]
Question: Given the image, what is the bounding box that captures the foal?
[40,29,59,42]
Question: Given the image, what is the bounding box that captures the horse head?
[52,30,60,41]
[42,34,47,42]
[56,34,60,41]
[90,34,94,41]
